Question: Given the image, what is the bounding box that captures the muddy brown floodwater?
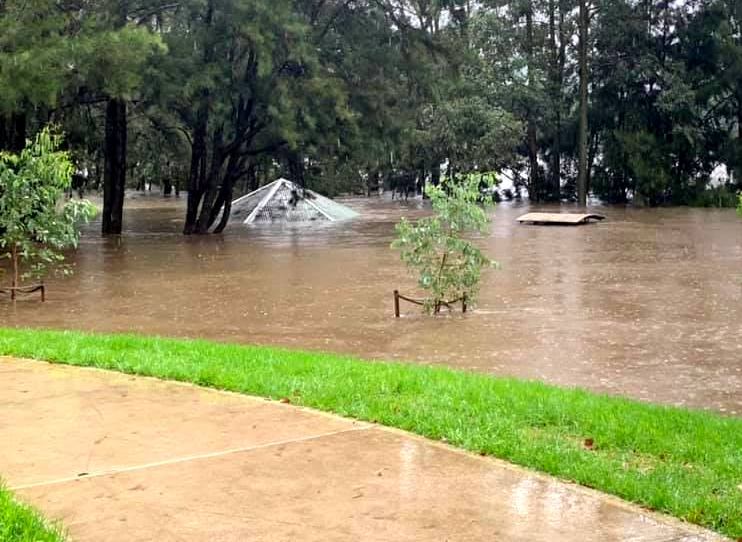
[1,193,741,415]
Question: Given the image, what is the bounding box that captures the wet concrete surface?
[0,194,741,414]
[1,358,726,541]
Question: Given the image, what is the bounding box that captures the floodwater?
[2,193,741,415]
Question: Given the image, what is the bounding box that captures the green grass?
[0,484,65,542]
[1,328,741,538]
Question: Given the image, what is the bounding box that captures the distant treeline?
[1,0,740,233]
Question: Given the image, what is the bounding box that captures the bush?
[392,173,497,313]
[0,128,96,292]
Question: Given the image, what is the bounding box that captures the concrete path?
[0,357,726,542]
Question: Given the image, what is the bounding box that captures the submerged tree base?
[0,284,45,302]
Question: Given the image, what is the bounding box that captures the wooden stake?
[394,290,400,318]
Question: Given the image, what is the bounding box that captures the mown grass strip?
[1,327,740,538]
[0,484,65,542]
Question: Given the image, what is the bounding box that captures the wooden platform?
[517,212,606,225]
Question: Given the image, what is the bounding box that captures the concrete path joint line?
[10,425,372,492]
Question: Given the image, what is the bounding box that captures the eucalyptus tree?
[150,0,351,234]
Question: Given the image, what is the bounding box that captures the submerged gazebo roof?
[230,178,359,224]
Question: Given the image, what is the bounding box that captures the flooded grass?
[0,483,65,542]
[1,327,741,538]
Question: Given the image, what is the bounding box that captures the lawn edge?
[0,327,740,539]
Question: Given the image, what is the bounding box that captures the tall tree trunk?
[548,0,559,201]
[184,106,208,234]
[10,112,26,151]
[183,0,216,234]
[212,171,235,234]
[102,98,127,235]
[207,154,240,232]
[101,0,129,235]
[10,243,18,301]
[194,128,224,234]
[525,3,541,201]
[0,112,27,152]
[577,0,590,206]
[246,162,258,192]
[547,0,567,201]
[287,151,305,187]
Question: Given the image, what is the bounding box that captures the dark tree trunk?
[212,174,235,234]
[246,162,258,192]
[195,128,224,234]
[0,112,27,152]
[206,154,240,232]
[431,162,441,186]
[102,98,127,235]
[525,3,541,201]
[184,106,208,234]
[577,0,589,206]
[287,151,305,187]
[10,112,26,151]
[546,0,567,201]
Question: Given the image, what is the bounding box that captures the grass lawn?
[1,327,741,539]
[0,485,65,542]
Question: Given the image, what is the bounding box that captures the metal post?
[394,290,400,318]
[462,293,467,313]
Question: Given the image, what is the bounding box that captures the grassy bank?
[1,328,741,538]
[0,485,65,542]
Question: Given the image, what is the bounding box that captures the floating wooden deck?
[517,212,606,225]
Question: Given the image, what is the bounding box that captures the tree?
[576,0,590,206]
[393,173,497,313]
[0,0,71,151]
[0,128,96,297]
[75,6,164,235]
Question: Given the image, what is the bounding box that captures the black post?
[394,290,400,318]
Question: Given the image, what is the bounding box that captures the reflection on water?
[2,193,741,414]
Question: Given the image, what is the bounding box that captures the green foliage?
[737,194,742,217]
[393,173,497,313]
[0,128,96,284]
[2,0,741,209]
[690,184,740,208]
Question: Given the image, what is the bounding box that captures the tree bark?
[0,112,27,152]
[577,0,590,206]
[287,151,306,187]
[101,0,129,235]
[10,243,18,301]
[10,112,26,151]
[525,3,541,201]
[194,128,225,234]
[102,98,127,235]
[547,0,567,201]
[184,104,209,234]
[212,181,234,234]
